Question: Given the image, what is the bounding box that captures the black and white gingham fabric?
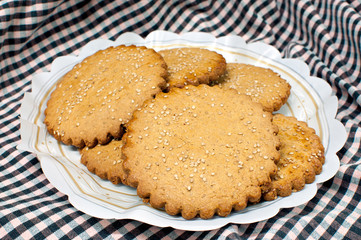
[1,0,361,239]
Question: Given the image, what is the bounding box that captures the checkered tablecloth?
[1,0,360,239]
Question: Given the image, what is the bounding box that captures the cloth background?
[1,0,360,239]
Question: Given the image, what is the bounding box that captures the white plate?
[18,31,346,231]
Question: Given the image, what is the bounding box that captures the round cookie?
[218,63,291,112]
[158,48,226,88]
[122,84,280,219]
[263,114,325,201]
[44,45,167,148]
[80,140,125,185]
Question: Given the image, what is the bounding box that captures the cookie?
[218,63,291,112]
[80,139,125,184]
[122,84,280,219]
[263,114,325,200]
[158,48,226,88]
[44,45,167,148]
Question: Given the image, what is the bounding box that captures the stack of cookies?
[44,45,325,219]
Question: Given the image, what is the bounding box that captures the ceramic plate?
[18,31,346,231]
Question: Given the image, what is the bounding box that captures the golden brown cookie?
[44,45,167,148]
[122,84,280,219]
[80,139,125,185]
[263,114,325,201]
[158,48,226,88]
[218,63,291,112]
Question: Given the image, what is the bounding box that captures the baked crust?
[158,48,226,88]
[122,85,280,219]
[218,63,291,112]
[44,45,167,148]
[263,114,325,200]
[80,139,126,185]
